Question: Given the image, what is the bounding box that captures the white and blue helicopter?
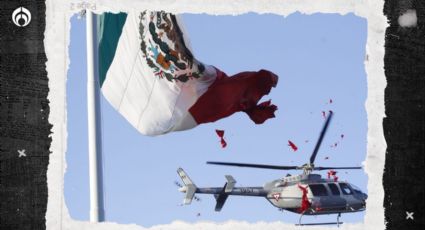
[178,112,367,226]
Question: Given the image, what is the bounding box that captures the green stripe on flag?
[97,12,127,87]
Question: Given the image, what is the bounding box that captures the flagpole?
[86,10,105,222]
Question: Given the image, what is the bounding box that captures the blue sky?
[65,12,367,227]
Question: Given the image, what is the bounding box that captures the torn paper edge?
[45,0,387,229]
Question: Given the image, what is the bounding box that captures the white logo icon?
[273,193,280,202]
[12,7,31,27]
[406,211,414,220]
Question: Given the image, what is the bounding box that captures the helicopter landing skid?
[295,212,343,227]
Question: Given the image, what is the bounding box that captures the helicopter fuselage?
[185,173,367,215]
[177,112,367,221]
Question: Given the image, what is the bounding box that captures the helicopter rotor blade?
[207,161,300,170]
[310,111,333,165]
[313,166,362,170]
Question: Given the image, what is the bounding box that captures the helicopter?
[177,111,367,226]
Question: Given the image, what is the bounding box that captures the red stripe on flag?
[189,67,278,125]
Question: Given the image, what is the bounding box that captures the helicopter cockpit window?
[339,183,353,195]
[309,184,328,196]
[328,183,340,195]
[349,184,363,194]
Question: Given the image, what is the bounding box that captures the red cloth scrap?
[327,170,336,178]
[288,140,298,151]
[215,129,227,148]
[327,170,338,181]
[297,184,311,213]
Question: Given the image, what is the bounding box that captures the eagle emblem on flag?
[139,11,205,83]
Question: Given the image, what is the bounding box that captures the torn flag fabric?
[97,11,278,136]
[297,184,311,213]
[215,129,227,148]
[288,140,298,151]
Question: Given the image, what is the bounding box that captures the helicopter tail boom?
[177,168,267,211]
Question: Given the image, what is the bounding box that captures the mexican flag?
[97,11,279,136]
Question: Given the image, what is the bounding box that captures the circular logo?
[12,7,31,27]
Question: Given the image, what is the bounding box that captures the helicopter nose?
[361,193,368,207]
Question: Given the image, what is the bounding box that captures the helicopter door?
[338,182,359,211]
[325,183,346,210]
[328,183,341,196]
[309,183,346,212]
[308,184,334,211]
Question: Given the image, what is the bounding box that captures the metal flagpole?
[86,10,105,222]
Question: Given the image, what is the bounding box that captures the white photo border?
[45,0,387,229]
